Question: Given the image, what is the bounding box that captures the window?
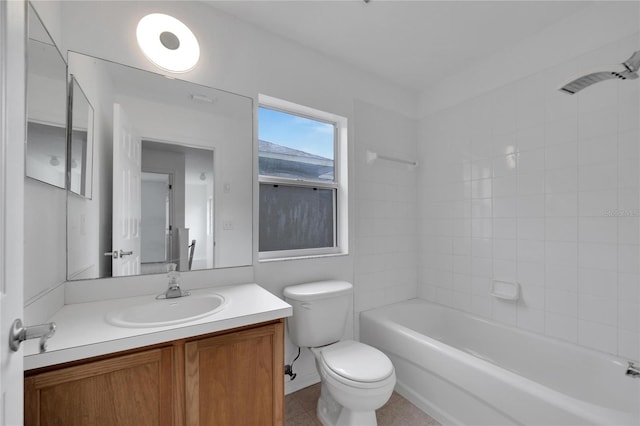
[258,95,348,259]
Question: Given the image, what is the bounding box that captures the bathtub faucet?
[626,362,640,378]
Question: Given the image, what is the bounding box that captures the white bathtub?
[360,299,639,426]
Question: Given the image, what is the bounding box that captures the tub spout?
[626,362,640,378]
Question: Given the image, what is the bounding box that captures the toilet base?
[316,382,378,426]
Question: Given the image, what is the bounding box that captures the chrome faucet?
[626,362,640,378]
[157,264,190,299]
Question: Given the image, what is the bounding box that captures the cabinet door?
[25,347,174,426]
[185,321,284,426]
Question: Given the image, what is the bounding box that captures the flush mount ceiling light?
[136,13,200,73]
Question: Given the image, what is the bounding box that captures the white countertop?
[24,283,292,371]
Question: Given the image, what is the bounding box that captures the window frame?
[258,95,348,261]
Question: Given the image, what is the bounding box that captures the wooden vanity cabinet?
[25,320,285,426]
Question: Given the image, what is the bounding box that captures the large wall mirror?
[26,3,67,188]
[67,52,253,280]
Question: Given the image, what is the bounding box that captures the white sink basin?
[105,293,226,328]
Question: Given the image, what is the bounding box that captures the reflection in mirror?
[26,3,68,188]
[67,53,253,280]
[68,76,94,198]
[139,142,214,275]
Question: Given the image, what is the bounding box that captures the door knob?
[9,319,56,353]
[104,249,134,258]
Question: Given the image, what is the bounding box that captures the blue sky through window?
[258,107,334,160]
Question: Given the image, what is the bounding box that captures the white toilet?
[284,281,396,426]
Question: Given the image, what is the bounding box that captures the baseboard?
[284,370,320,395]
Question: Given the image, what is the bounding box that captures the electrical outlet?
[223,221,233,230]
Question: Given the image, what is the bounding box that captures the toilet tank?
[283,281,352,348]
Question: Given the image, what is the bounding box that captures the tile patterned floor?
[285,383,441,426]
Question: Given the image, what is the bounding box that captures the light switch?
[224,183,231,193]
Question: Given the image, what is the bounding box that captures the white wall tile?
[546,117,578,146]
[518,172,545,195]
[578,217,617,243]
[545,312,578,343]
[518,218,545,241]
[494,239,517,260]
[471,293,493,318]
[517,305,545,333]
[493,299,517,325]
[546,193,578,217]
[518,261,545,287]
[579,190,617,217]
[546,168,578,194]
[578,107,617,139]
[518,195,545,218]
[546,241,578,268]
[545,143,577,170]
[618,273,639,301]
[546,289,578,317]
[618,302,639,333]
[518,148,545,174]
[493,259,517,282]
[494,197,518,217]
[494,218,517,239]
[579,164,618,192]
[578,320,617,353]
[546,266,579,292]
[545,217,578,242]
[579,294,617,326]
[519,283,545,310]
[518,239,545,263]
[579,242,618,271]
[517,125,545,152]
[578,267,617,298]
[494,175,517,198]
[493,155,518,178]
[619,244,640,275]
[471,178,492,199]
[471,218,493,238]
[618,330,639,360]
[493,132,517,158]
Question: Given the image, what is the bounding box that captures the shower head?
[559,50,640,95]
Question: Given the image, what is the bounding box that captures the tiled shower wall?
[418,34,640,360]
[354,100,418,334]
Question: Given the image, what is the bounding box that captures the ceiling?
[205,0,592,92]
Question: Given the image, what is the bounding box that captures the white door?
[1,0,26,423]
[112,103,141,276]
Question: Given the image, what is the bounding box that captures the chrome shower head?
[559,50,640,95]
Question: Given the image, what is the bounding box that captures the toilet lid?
[320,341,393,383]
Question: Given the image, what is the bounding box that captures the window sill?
[258,251,349,263]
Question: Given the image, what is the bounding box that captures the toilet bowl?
[311,340,396,426]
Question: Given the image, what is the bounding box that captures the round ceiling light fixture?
[136,13,200,73]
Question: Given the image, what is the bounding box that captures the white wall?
[418,2,640,361]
